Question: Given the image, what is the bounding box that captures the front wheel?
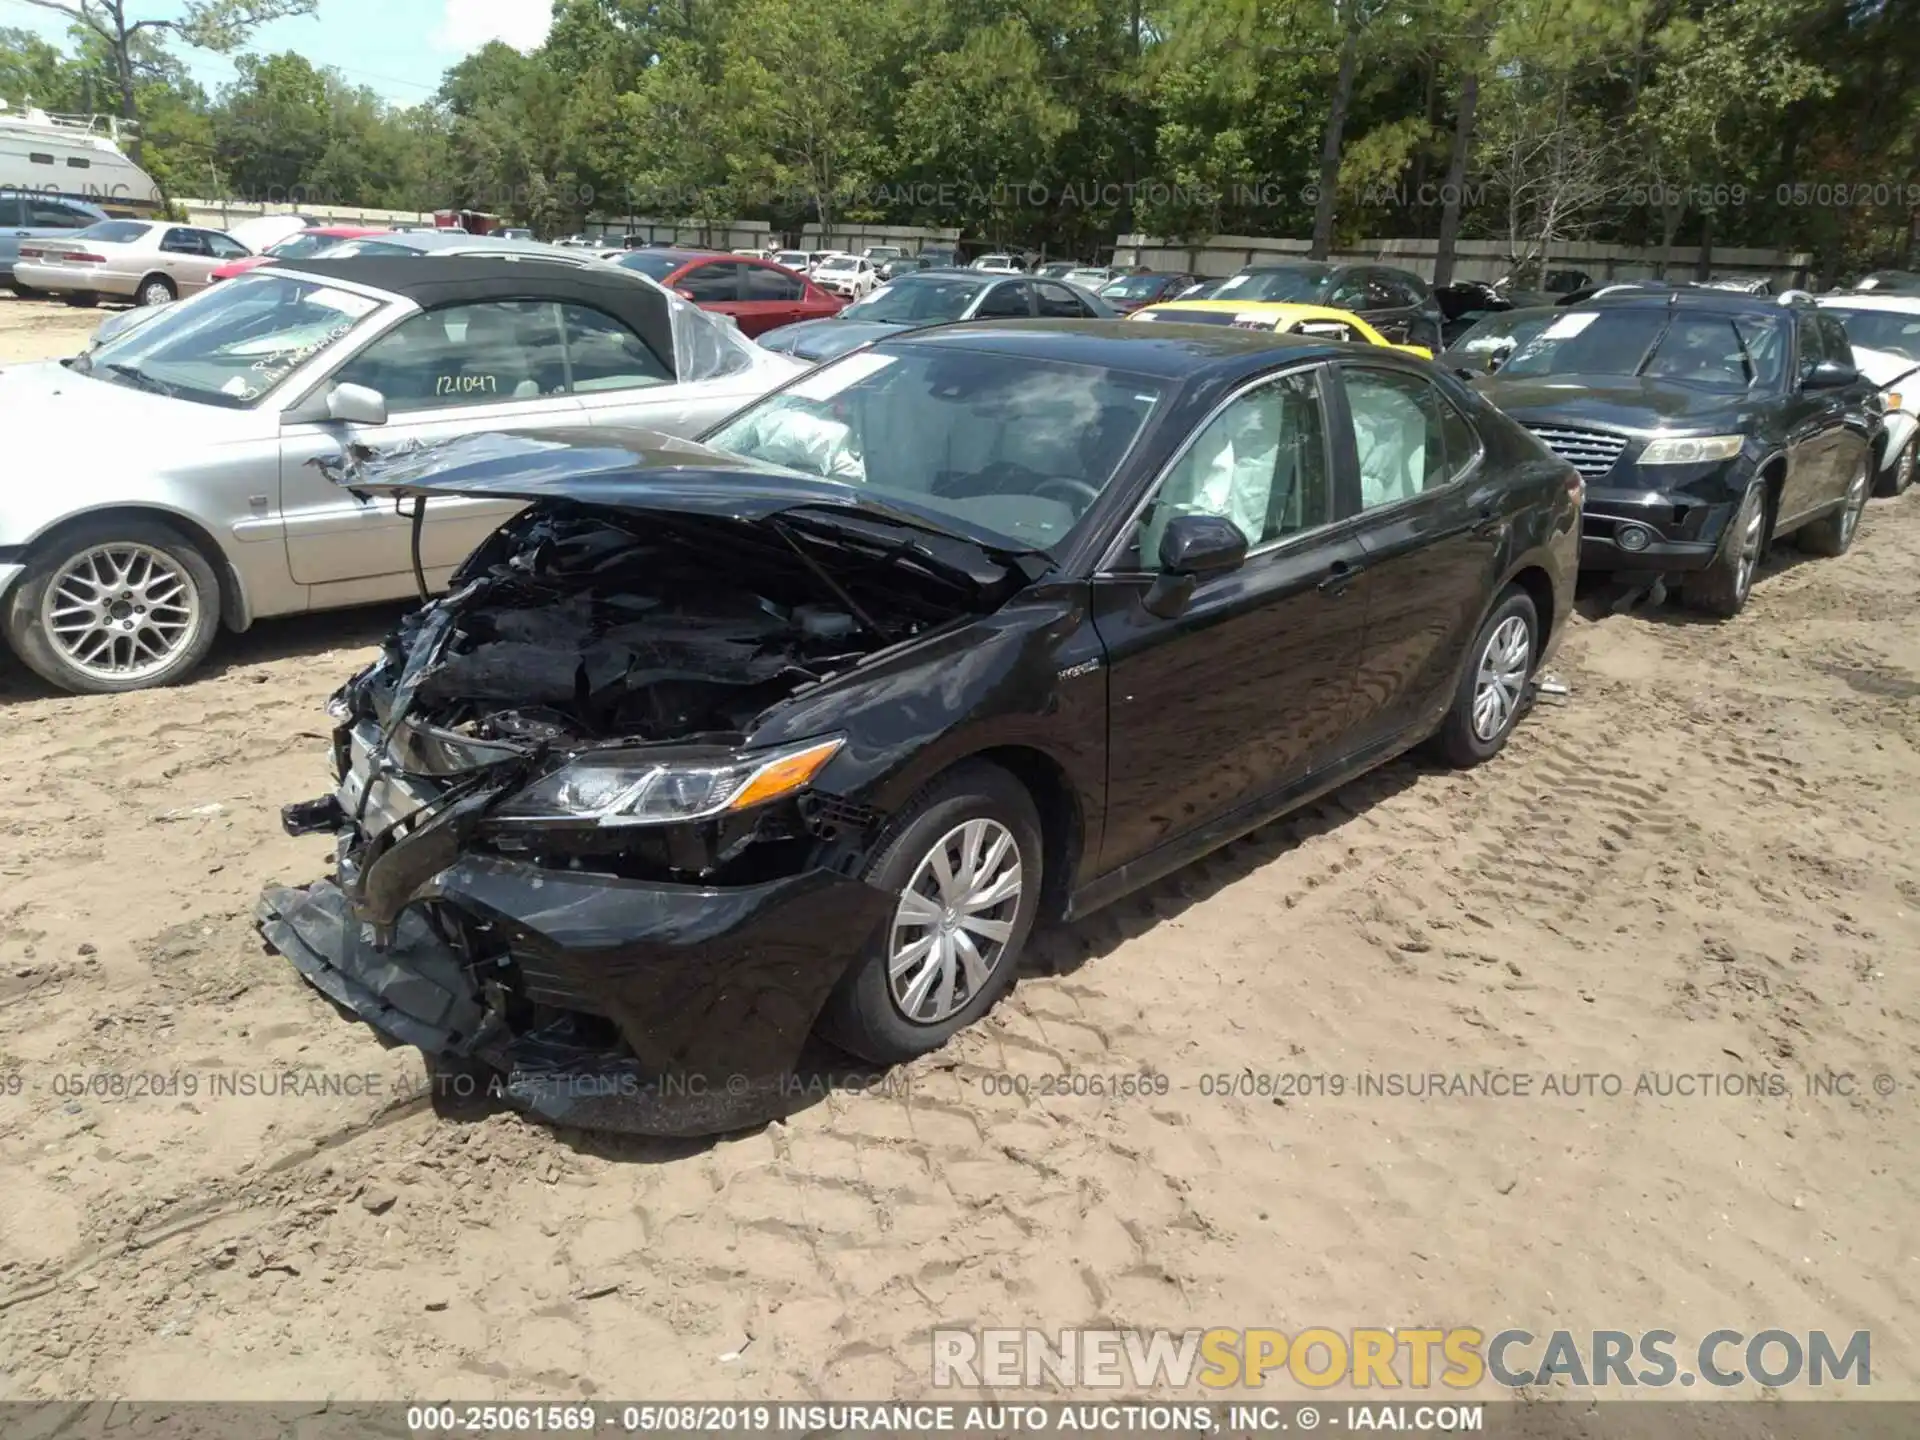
[817,761,1043,1065]
[1433,586,1538,769]
[1684,479,1767,617]
[1,519,221,694]
[1798,454,1869,556]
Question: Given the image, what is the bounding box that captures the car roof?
[1818,293,1920,313]
[887,317,1339,379]
[1581,289,1796,317]
[270,255,675,365]
[1240,260,1336,275]
[329,231,588,259]
[1141,300,1360,321]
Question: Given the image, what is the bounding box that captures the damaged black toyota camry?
[259,320,1579,1136]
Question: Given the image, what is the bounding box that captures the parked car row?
[0,237,1901,1139]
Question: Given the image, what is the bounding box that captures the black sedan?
[258,321,1579,1136]
[1477,290,1881,615]
[756,269,1114,365]
[1213,261,1446,349]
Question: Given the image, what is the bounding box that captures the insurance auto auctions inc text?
[932,1328,1870,1391]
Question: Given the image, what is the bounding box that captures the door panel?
[1091,364,1367,872]
[1336,364,1503,744]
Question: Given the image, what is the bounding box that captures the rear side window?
[679,261,743,302]
[974,282,1032,318]
[564,304,674,392]
[28,198,93,228]
[744,265,802,301]
[1817,315,1854,367]
[1343,367,1468,510]
[1035,282,1089,318]
[160,228,208,255]
[0,193,22,226]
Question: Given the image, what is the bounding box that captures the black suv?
[1477,290,1881,615]
[1214,261,1445,349]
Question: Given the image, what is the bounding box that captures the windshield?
[1501,307,1785,390]
[1213,268,1331,303]
[72,220,152,245]
[1131,308,1238,326]
[775,253,810,267]
[705,346,1168,550]
[1449,311,1556,355]
[316,238,416,258]
[1101,276,1169,300]
[819,258,857,272]
[1823,307,1920,362]
[83,271,385,408]
[615,252,684,280]
[269,232,360,260]
[845,275,987,323]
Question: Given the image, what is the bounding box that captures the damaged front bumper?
[258,713,892,1138]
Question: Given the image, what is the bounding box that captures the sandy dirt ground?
[0,290,1915,1405]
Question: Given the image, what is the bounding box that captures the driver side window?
[1124,368,1333,568]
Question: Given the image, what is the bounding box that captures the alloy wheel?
[141,280,173,306]
[887,817,1023,1025]
[1734,490,1767,599]
[1839,461,1869,543]
[1471,614,1532,742]
[41,543,199,683]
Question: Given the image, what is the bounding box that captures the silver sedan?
[13,219,253,308]
[0,256,804,693]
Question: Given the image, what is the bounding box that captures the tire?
[1,517,222,695]
[63,292,98,308]
[7,280,39,299]
[136,273,176,307]
[1797,453,1870,556]
[1683,479,1768,617]
[1873,434,1914,498]
[1434,585,1539,769]
[816,761,1044,1065]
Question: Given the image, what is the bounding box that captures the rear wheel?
[7,280,39,299]
[1434,586,1538,768]
[1874,434,1914,498]
[817,762,1043,1065]
[1,518,221,694]
[136,273,177,307]
[1684,479,1767,617]
[1798,454,1870,556]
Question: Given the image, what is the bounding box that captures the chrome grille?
[1526,425,1629,479]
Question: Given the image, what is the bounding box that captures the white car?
[0,256,803,694]
[1819,293,1920,494]
[970,254,1024,274]
[811,254,877,299]
[14,219,252,308]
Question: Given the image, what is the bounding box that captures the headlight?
[1638,435,1744,465]
[494,736,844,827]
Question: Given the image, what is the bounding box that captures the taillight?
[18,247,40,259]
[67,252,106,265]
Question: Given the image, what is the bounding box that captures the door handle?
[1318,559,1363,596]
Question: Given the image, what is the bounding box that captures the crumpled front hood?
[314,428,1045,597]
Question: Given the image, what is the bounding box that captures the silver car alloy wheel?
[1734,489,1767,599]
[887,817,1023,1025]
[140,279,173,307]
[1471,614,1532,742]
[1839,459,1869,544]
[42,543,199,683]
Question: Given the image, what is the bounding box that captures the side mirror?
[1804,358,1859,390]
[325,382,388,425]
[1143,513,1248,618]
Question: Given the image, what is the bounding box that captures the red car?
[611,249,844,336]
[208,225,395,282]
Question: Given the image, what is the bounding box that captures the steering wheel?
[1033,476,1102,511]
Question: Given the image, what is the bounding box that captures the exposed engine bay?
[380,507,926,748]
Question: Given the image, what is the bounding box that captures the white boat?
[0,99,163,213]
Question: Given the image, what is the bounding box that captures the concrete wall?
[1110,233,1817,287]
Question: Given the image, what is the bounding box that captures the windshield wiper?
[102,362,178,398]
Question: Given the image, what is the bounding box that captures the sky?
[0,0,555,104]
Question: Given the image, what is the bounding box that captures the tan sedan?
[13,219,252,308]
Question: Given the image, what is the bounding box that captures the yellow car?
[1127,300,1434,359]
